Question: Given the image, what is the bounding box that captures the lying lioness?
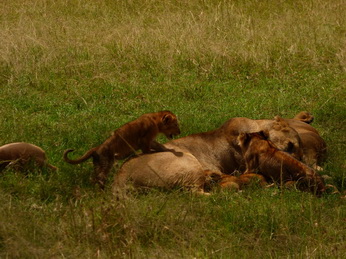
[114,158,268,194]
[0,142,57,172]
[64,111,181,188]
[237,131,325,195]
[113,151,208,195]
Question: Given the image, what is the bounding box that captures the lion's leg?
[238,173,268,188]
[243,169,256,174]
[301,175,325,196]
[243,164,257,174]
[287,173,325,196]
[0,161,11,172]
[147,141,166,152]
[243,155,259,174]
[34,157,57,171]
[312,165,324,171]
[92,156,114,189]
[219,175,240,191]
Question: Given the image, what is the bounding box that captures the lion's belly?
[113,151,206,191]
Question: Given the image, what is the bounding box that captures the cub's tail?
[63,148,96,165]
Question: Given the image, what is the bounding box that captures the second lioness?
[64,111,180,188]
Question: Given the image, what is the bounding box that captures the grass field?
[1,0,345,257]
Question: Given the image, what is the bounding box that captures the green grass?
[1,0,345,257]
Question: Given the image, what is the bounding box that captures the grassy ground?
[1,0,345,257]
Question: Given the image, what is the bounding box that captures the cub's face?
[237,131,267,152]
[160,113,181,139]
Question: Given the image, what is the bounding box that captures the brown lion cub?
[64,111,180,188]
[237,131,325,196]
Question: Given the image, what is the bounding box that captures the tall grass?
[0,0,345,257]
[1,0,345,81]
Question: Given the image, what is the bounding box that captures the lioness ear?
[162,114,173,124]
[274,116,283,122]
[274,115,289,128]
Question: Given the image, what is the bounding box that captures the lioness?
[237,131,325,195]
[64,111,180,188]
[113,151,208,194]
[114,161,267,194]
[0,142,57,172]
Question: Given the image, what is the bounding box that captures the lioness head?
[267,116,303,160]
[159,111,181,139]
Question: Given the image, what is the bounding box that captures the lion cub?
[237,131,325,195]
[0,142,57,172]
[64,111,180,188]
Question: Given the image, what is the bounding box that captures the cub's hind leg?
[92,155,115,189]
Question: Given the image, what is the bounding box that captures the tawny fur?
[205,171,267,191]
[0,142,57,172]
[114,115,307,193]
[64,111,180,188]
[296,131,327,170]
[163,115,304,173]
[237,173,268,188]
[113,151,208,194]
[293,111,314,124]
[113,113,326,194]
[285,112,327,169]
[238,132,325,195]
[113,159,265,195]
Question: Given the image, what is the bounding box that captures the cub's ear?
[259,130,269,139]
[274,116,283,122]
[162,114,173,124]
